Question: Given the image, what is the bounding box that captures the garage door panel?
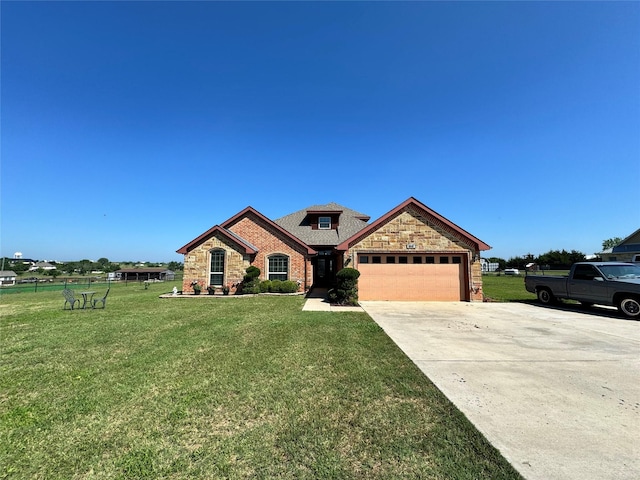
[358,263,464,301]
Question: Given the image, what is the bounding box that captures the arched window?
[210,250,225,286]
[268,254,289,281]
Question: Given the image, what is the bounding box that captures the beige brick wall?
[182,234,250,293]
[344,207,484,301]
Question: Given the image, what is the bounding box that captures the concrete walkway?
[302,288,364,312]
[359,301,640,480]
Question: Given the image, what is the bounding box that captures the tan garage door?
[357,255,466,301]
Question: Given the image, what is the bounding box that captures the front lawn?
[482,274,537,302]
[1,283,521,479]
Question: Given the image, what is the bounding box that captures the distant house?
[116,268,175,281]
[481,259,499,272]
[29,261,56,272]
[601,229,640,262]
[0,271,17,286]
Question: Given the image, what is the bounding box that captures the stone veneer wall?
[182,234,249,294]
[182,212,311,294]
[345,207,484,301]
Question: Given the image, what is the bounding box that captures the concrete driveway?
[359,301,640,480]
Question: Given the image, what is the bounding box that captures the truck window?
[573,264,600,281]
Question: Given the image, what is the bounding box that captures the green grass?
[1,282,522,479]
[482,274,535,302]
[482,271,570,302]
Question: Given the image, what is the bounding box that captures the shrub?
[259,280,271,293]
[280,280,299,293]
[241,266,261,294]
[328,267,360,305]
[244,266,260,280]
[270,280,283,293]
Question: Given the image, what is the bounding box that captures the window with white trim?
[268,254,289,281]
[210,250,225,286]
[318,216,331,229]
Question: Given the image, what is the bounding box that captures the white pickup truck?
[524,262,640,318]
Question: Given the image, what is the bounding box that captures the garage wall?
[346,207,483,301]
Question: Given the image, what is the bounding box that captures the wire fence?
[0,275,183,295]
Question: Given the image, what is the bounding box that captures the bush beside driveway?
[360,301,640,480]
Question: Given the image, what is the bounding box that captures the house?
[601,229,640,263]
[0,271,17,286]
[29,261,56,272]
[116,268,175,281]
[177,197,490,301]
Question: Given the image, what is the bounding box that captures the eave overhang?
[176,225,258,255]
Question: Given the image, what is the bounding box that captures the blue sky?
[2,1,639,263]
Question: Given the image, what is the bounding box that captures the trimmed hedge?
[258,279,298,293]
[241,266,300,294]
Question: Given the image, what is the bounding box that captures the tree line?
[486,237,625,271]
[1,258,184,277]
[486,250,587,271]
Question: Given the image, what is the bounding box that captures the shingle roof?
[274,202,370,247]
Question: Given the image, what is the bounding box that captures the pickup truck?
[524,262,640,318]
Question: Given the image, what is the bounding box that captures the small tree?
[241,266,261,294]
[328,268,360,306]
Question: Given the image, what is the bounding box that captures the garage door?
[357,254,466,301]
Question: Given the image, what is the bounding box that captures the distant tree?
[536,249,586,269]
[567,250,587,264]
[78,260,93,275]
[602,237,623,250]
[9,260,29,273]
[167,261,183,271]
[62,263,75,275]
[45,269,60,279]
[97,258,110,268]
[506,256,528,269]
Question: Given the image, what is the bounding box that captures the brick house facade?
[177,197,490,301]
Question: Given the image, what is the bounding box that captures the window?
[210,250,225,286]
[318,216,331,229]
[359,255,369,264]
[452,256,462,264]
[413,256,422,264]
[386,256,396,264]
[573,264,599,281]
[268,254,289,281]
[372,256,382,264]
[440,256,449,264]
[399,256,408,264]
[425,256,435,264]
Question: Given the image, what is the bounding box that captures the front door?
[314,255,336,287]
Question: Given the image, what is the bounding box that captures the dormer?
[306,209,342,230]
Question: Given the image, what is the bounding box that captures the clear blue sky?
[2,1,639,263]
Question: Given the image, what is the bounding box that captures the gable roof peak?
[337,196,490,252]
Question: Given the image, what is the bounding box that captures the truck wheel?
[618,297,640,319]
[537,288,554,305]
